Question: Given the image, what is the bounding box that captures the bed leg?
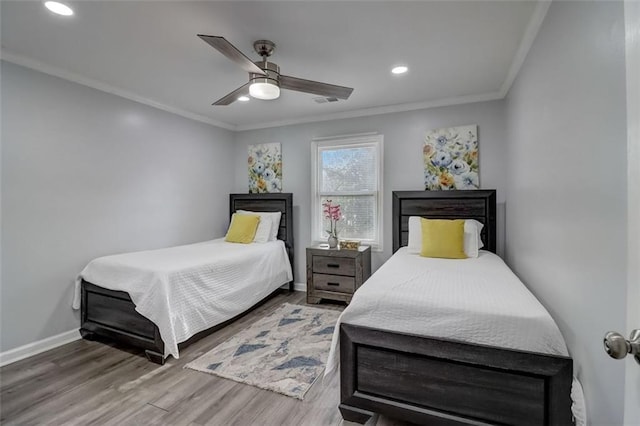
[289,281,294,292]
[79,329,95,341]
[144,349,165,365]
[339,403,373,424]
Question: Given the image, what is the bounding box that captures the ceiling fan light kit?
[249,82,280,100]
[197,35,354,106]
[249,59,281,100]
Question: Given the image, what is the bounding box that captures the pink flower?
[322,199,341,237]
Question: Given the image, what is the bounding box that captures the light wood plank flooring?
[0,291,409,426]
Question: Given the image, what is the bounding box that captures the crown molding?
[235,92,503,131]
[499,0,552,97]
[0,49,236,131]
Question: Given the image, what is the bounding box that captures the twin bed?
[328,190,579,426]
[74,193,294,364]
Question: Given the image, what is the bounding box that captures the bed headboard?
[392,190,496,254]
[229,193,294,274]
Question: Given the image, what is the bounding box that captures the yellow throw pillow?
[225,213,260,244]
[420,218,467,259]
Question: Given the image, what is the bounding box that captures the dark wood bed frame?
[339,190,573,426]
[80,193,294,364]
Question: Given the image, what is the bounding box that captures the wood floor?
[0,290,409,426]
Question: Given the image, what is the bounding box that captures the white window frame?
[311,133,384,251]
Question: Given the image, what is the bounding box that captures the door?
[624,1,639,423]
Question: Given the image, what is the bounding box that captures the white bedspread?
[74,239,292,359]
[326,248,586,425]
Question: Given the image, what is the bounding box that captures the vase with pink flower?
[323,199,341,249]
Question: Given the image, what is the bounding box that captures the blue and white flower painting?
[424,125,478,190]
[248,143,282,193]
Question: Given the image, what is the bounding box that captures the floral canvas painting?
[248,143,282,193]
[423,125,479,190]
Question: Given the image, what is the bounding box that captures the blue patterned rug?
[185,303,341,399]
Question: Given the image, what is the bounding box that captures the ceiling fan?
[197,35,354,105]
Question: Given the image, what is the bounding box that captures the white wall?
[232,100,507,282]
[504,1,627,423]
[0,61,235,352]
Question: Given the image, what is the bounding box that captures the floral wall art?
[248,143,282,193]
[423,125,479,190]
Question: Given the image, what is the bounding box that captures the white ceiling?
[1,1,546,131]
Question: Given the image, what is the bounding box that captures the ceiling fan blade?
[212,82,251,106]
[280,75,354,100]
[198,35,266,76]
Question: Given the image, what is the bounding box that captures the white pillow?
[236,210,282,242]
[234,210,269,243]
[464,219,484,257]
[267,211,282,241]
[407,217,484,257]
[407,216,423,254]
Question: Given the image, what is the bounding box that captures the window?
[311,133,383,249]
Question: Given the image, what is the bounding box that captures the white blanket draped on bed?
[325,248,586,425]
[73,238,292,359]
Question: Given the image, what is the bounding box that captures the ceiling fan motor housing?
[249,61,280,88]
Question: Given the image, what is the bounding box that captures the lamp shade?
[249,81,280,100]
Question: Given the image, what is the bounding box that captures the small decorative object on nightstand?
[322,199,341,248]
[339,240,360,250]
[306,245,371,304]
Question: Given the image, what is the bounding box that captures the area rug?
[185,303,341,400]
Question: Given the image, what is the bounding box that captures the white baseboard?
[280,282,307,292]
[0,329,81,367]
[293,282,306,292]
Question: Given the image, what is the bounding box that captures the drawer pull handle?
[327,282,340,286]
[327,264,340,268]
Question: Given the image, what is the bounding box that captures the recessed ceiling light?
[391,65,408,75]
[44,1,74,16]
[237,96,250,102]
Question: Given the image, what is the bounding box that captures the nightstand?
[306,245,371,304]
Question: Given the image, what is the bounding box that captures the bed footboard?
[340,323,573,426]
[80,281,165,363]
[81,280,287,364]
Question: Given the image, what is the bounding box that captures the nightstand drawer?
[313,273,355,294]
[312,256,356,276]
